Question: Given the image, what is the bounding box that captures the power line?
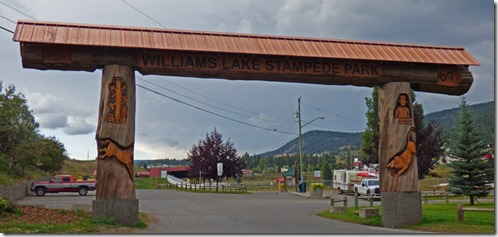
[158,76,294,122]
[306,122,365,132]
[0,0,37,20]
[264,82,363,123]
[138,77,253,119]
[137,83,297,135]
[138,77,295,124]
[0,25,13,34]
[259,135,298,155]
[120,0,167,28]
[0,14,16,24]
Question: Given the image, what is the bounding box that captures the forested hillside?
[425,101,494,145]
[257,130,362,158]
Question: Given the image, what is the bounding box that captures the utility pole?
[296,97,324,193]
[298,97,304,192]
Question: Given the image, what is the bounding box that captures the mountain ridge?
[255,101,494,157]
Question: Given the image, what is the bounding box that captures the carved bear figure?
[387,127,416,177]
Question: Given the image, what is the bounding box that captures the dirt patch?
[0,205,90,225]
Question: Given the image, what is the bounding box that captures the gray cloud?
[63,116,96,135]
[1,0,492,160]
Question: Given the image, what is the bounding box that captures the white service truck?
[354,178,381,197]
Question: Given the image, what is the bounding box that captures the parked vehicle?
[354,178,381,197]
[332,170,366,194]
[30,175,96,196]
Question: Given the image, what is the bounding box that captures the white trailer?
[332,170,366,194]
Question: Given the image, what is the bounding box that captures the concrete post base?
[92,199,139,225]
[381,192,422,228]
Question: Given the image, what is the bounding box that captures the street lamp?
[297,97,324,193]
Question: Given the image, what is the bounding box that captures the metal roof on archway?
[13,20,479,66]
[12,20,479,95]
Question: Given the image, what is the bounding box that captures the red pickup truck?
[30,175,97,196]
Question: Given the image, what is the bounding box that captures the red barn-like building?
[149,166,191,179]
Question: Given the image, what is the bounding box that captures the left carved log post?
[92,64,138,225]
[378,82,422,228]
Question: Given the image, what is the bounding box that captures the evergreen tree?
[360,86,379,165]
[448,97,490,205]
[321,160,332,181]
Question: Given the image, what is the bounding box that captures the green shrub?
[311,183,324,190]
[0,195,7,214]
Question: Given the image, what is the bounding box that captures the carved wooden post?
[378,82,422,228]
[92,64,138,225]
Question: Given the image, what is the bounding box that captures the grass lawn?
[318,202,494,234]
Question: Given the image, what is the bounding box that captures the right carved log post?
[378,82,422,228]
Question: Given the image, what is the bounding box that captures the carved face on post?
[394,93,412,125]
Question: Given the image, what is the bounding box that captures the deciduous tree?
[187,128,246,191]
[412,102,445,180]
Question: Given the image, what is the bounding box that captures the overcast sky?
[0,0,494,160]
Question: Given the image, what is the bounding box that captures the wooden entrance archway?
[13,20,479,227]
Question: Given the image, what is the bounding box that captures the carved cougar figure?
[98,139,134,181]
[387,127,416,177]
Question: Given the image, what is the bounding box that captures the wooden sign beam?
[19,45,473,95]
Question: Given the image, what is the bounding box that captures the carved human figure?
[394,94,411,119]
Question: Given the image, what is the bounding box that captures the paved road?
[17,190,425,234]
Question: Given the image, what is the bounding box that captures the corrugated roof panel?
[130,30,142,48]
[405,46,423,62]
[121,29,132,49]
[110,28,122,47]
[430,48,447,64]
[31,24,45,43]
[13,20,480,66]
[352,42,369,59]
[419,47,439,64]
[64,27,78,44]
[141,30,153,49]
[191,33,206,51]
[343,43,360,59]
[391,46,408,61]
[327,42,346,58]
[440,48,457,64]
[251,37,267,55]
[53,26,67,44]
[203,33,217,52]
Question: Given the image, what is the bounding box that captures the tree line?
[0,83,68,180]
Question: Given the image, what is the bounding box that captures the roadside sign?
[160,170,167,178]
[314,170,321,178]
[217,163,223,176]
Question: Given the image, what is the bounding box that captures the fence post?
[354,192,358,209]
[343,196,348,209]
[330,198,335,207]
[369,196,373,207]
[445,193,449,204]
[457,204,464,222]
[176,184,178,190]
[424,193,428,204]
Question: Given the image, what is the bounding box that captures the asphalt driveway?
[16,189,425,234]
